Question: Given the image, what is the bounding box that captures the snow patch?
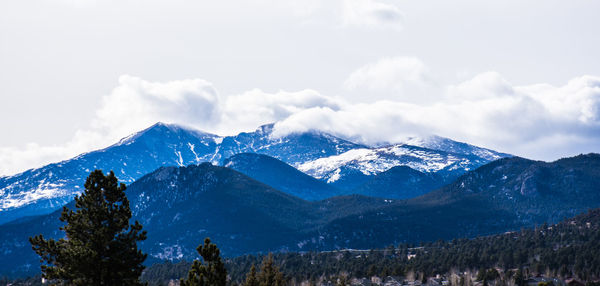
[327,168,342,183]
[188,143,201,163]
[299,144,476,181]
[0,182,66,210]
[153,244,184,260]
[174,150,184,166]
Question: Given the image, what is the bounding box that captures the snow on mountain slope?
[298,143,505,186]
[402,135,510,161]
[0,122,223,224]
[214,123,365,166]
[0,123,364,224]
[0,122,510,225]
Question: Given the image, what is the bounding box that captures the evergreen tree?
[181,238,227,286]
[29,170,147,285]
[244,265,259,286]
[256,254,286,286]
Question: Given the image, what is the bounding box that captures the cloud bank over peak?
[1,62,599,175]
[93,75,221,137]
[221,88,342,133]
[0,76,342,176]
[275,69,600,160]
[93,75,340,140]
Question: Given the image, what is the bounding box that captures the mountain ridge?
[1,153,599,277]
[307,153,600,250]
[223,153,341,200]
[0,122,509,224]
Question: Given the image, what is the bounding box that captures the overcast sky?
[1,0,600,175]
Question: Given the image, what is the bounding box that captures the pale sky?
[1,0,600,175]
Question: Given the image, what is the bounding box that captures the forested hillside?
[141,208,600,285]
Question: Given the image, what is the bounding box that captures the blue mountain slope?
[351,165,445,199]
[0,122,509,224]
[0,164,391,277]
[1,154,599,277]
[0,123,364,224]
[311,154,600,250]
[223,153,341,200]
[0,123,221,224]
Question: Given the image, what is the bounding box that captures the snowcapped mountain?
[213,123,365,165]
[297,143,509,190]
[0,123,221,224]
[0,164,392,276]
[2,154,599,276]
[0,123,362,224]
[0,122,509,224]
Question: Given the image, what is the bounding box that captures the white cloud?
[3,0,600,176]
[340,0,403,29]
[93,75,221,139]
[271,101,427,143]
[220,88,341,133]
[0,75,223,176]
[446,71,515,100]
[343,57,434,102]
[274,71,600,160]
[87,75,341,142]
[0,76,342,176]
[0,130,105,178]
[1,66,599,176]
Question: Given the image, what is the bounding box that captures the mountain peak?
[144,122,203,134]
[256,123,275,134]
[115,122,219,147]
[0,121,511,225]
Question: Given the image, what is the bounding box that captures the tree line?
[143,204,600,284]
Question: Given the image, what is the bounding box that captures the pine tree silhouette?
[181,237,227,286]
[29,170,147,285]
